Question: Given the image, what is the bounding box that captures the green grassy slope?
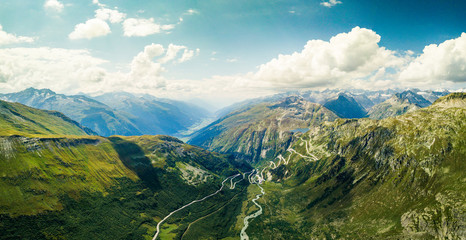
[0,134,251,239]
[0,100,94,137]
[0,102,251,239]
[243,93,465,239]
[189,96,338,164]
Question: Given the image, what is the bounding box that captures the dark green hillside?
[189,96,338,164]
[243,92,465,239]
[0,100,94,136]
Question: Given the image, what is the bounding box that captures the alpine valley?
[0,88,464,240]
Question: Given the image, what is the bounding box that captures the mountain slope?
[0,102,251,239]
[0,88,141,136]
[189,96,338,164]
[0,100,94,136]
[323,93,368,118]
[368,90,432,119]
[242,92,465,239]
[93,92,211,136]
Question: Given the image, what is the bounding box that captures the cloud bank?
[0,43,199,94]
[253,27,404,89]
[399,33,466,85]
[1,27,465,105]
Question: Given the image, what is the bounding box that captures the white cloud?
[321,0,342,8]
[179,48,200,63]
[0,48,107,92]
[92,0,106,8]
[158,44,186,63]
[123,18,174,37]
[0,42,201,95]
[184,9,199,15]
[69,18,111,40]
[95,8,127,23]
[129,44,166,88]
[44,0,64,12]
[0,25,34,46]
[399,33,466,84]
[253,27,404,88]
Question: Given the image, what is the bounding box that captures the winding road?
[152,173,240,240]
[153,135,318,240]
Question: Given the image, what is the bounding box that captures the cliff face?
[189,96,338,164]
[246,93,465,239]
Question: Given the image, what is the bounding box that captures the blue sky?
[0,0,465,106]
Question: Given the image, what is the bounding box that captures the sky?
[0,0,465,107]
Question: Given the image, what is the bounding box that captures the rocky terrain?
[189,96,338,164]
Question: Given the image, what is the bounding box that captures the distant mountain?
[0,88,140,136]
[0,100,94,136]
[417,89,451,103]
[92,92,211,136]
[368,90,432,119]
[216,89,395,120]
[0,88,212,137]
[189,96,338,164]
[323,93,368,118]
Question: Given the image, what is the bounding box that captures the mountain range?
[0,88,210,137]
[368,90,434,119]
[241,93,466,239]
[0,89,464,239]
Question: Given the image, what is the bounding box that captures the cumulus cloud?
[0,25,34,46]
[123,18,174,37]
[95,8,127,23]
[0,47,107,92]
[321,0,342,8]
[399,33,466,84]
[44,0,64,12]
[69,18,111,40]
[253,27,404,88]
[129,43,166,88]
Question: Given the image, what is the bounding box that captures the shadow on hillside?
[108,136,161,190]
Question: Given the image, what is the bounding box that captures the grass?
[0,100,92,137]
